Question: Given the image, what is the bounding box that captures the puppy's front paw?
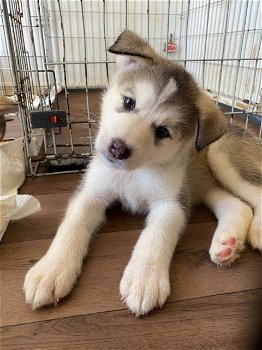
[24,255,81,310]
[120,259,170,316]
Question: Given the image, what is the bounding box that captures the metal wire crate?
[1,0,261,176]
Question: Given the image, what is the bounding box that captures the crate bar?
[43,143,92,148]
[35,169,86,176]
[2,0,33,174]
[0,60,7,95]
[36,0,51,110]
[216,0,231,105]
[43,1,54,82]
[24,50,36,111]
[112,1,116,53]
[177,0,184,61]
[147,0,149,43]
[179,58,262,62]
[183,0,190,68]
[221,0,238,102]
[43,57,262,65]
[180,27,260,40]
[125,0,128,29]
[166,0,170,58]
[246,2,261,100]
[254,73,262,139]
[34,153,91,160]
[228,1,243,108]
[89,1,98,85]
[238,0,256,102]
[206,0,218,92]
[57,0,74,154]
[258,73,262,140]
[25,1,42,107]
[153,0,157,54]
[80,0,93,154]
[80,0,91,120]
[202,0,210,89]
[103,0,109,84]
[230,1,248,124]
[44,60,115,65]
[9,1,28,102]
[0,10,14,95]
[225,1,242,118]
[51,128,57,155]
[245,33,262,130]
[196,2,204,82]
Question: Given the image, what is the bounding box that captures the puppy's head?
[95,30,227,170]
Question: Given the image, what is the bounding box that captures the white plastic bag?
[0,138,41,240]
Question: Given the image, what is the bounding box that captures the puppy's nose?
[108,138,132,160]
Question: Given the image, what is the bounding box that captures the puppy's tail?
[207,124,262,251]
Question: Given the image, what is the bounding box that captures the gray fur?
[220,125,262,185]
[177,182,192,218]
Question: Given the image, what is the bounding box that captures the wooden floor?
[0,173,262,350]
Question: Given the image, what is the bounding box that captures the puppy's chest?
[114,170,181,213]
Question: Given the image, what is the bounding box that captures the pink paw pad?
[216,247,232,258]
[222,237,236,245]
[213,236,243,265]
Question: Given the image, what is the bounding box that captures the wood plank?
[1,222,261,327]
[19,173,82,196]
[1,290,261,350]
[2,190,215,243]
[1,197,145,243]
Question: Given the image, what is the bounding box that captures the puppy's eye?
[123,96,136,110]
[155,126,170,139]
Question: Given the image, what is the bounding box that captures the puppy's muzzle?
[108,138,132,160]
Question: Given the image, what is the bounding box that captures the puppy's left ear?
[195,93,227,151]
[108,30,161,70]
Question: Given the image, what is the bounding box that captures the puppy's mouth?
[102,152,126,168]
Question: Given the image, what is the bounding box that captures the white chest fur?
[84,155,185,213]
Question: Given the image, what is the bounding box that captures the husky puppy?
[24,31,261,316]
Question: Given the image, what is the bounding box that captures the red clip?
[49,115,59,124]
[167,33,176,53]
[167,43,176,53]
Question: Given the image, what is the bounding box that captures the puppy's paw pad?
[216,247,232,258]
[222,237,236,245]
[210,234,244,266]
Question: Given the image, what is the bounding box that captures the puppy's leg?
[248,203,262,251]
[204,187,253,265]
[120,201,186,316]
[208,146,262,251]
[24,189,108,309]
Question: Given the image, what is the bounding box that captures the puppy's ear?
[195,93,227,151]
[108,30,161,70]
